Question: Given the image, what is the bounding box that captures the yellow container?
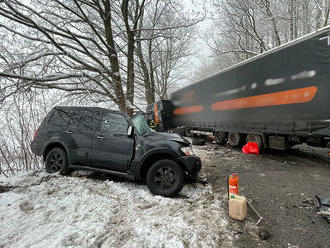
[229,195,247,221]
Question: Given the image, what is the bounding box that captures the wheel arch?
[139,149,184,180]
[42,141,70,162]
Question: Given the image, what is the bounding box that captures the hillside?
[0,170,232,248]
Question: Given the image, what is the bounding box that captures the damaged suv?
[31,107,201,197]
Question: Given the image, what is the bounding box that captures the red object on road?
[242,142,259,154]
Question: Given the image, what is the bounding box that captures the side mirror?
[127,125,134,137]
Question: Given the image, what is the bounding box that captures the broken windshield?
[131,114,153,136]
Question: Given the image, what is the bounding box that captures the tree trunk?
[324,0,330,27]
[289,0,295,40]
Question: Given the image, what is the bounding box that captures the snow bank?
[0,170,232,248]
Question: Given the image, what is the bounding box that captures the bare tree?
[0,0,148,115]
[135,0,201,103]
[0,0,202,114]
[201,0,330,79]
[0,89,52,176]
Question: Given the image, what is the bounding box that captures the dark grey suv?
[31,106,201,197]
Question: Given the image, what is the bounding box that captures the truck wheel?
[228,132,242,147]
[215,131,227,145]
[45,148,70,175]
[192,137,206,146]
[146,159,185,197]
[246,134,263,150]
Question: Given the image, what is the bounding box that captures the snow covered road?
[0,170,232,248]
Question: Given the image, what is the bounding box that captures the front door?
[92,111,134,172]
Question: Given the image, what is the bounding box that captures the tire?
[228,132,242,147]
[45,148,70,175]
[246,134,264,150]
[192,137,206,146]
[214,131,227,145]
[146,159,185,197]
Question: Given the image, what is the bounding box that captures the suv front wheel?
[146,159,184,197]
[45,147,70,175]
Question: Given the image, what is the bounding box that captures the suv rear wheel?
[146,159,184,197]
[45,148,70,175]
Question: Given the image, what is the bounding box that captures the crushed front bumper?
[178,155,202,179]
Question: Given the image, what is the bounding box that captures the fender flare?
[135,147,184,177]
[139,147,180,166]
[41,138,71,163]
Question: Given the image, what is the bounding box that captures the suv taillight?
[33,130,38,141]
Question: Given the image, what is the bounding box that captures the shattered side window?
[131,114,153,135]
[101,112,128,134]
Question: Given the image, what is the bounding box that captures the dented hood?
[149,132,190,146]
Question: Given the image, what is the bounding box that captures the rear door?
[66,109,101,165]
[91,111,134,172]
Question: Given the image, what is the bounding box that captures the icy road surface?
[0,170,232,248]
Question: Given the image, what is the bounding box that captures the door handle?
[97,135,104,140]
[65,130,73,134]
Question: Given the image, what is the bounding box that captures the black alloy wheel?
[146,159,184,197]
[45,148,67,174]
[155,167,176,190]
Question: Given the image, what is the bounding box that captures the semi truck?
[147,26,330,151]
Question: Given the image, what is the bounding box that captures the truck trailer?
[147,26,330,150]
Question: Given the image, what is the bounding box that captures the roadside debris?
[196,169,209,185]
[229,195,247,221]
[242,142,259,154]
[302,197,314,205]
[196,142,330,247]
[227,173,247,221]
[197,177,208,185]
[233,230,243,235]
[228,173,239,198]
[247,200,264,226]
[258,229,270,240]
[315,195,330,223]
[0,186,13,194]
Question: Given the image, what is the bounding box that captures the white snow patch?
[290,70,316,80]
[0,170,232,248]
[251,82,258,89]
[213,86,246,98]
[264,78,285,86]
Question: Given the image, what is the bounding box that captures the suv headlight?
[180,146,195,156]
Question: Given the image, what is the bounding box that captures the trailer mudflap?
[269,136,288,150]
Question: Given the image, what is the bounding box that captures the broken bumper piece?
[178,155,202,179]
[316,195,330,223]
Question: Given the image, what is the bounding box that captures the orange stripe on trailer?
[211,86,318,111]
[173,105,204,115]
